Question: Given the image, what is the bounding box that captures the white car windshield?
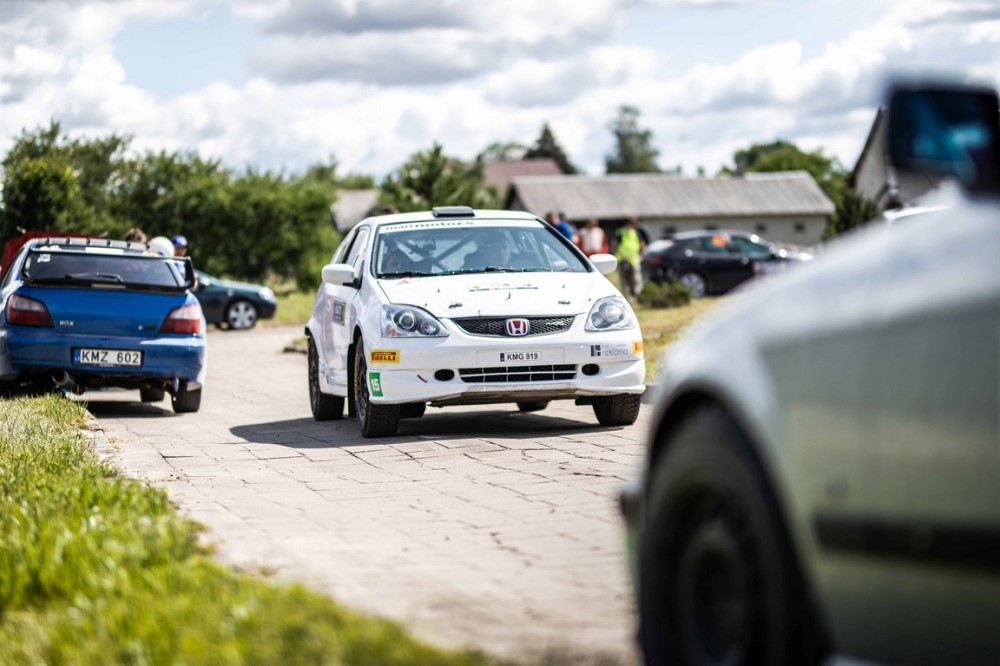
[373,220,590,278]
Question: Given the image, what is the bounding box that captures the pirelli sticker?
[632,340,644,355]
[370,349,400,364]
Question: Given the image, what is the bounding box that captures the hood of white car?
[377,272,616,318]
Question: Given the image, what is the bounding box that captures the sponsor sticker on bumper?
[590,343,632,358]
[370,349,399,363]
[369,372,384,397]
[632,340,644,355]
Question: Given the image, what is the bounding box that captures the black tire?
[309,337,343,421]
[638,406,823,666]
[0,378,15,398]
[353,340,400,438]
[400,402,426,419]
[593,393,641,426]
[679,272,707,299]
[171,383,202,414]
[225,299,258,330]
[140,387,165,403]
[516,400,549,413]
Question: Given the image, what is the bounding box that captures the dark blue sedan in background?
[0,237,207,413]
[194,269,277,330]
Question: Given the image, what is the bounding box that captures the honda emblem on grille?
[505,318,530,336]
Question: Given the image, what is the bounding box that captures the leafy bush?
[638,278,691,308]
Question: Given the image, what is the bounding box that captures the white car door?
[328,226,370,392]
[316,225,370,394]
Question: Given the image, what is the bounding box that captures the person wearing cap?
[172,235,188,257]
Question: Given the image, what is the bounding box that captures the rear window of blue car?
[22,249,187,290]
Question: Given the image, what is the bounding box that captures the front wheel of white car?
[353,340,400,438]
[593,394,641,426]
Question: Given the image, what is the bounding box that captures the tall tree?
[721,140,880,238]
[1,122,129,239]
[379,143,500,212]
[605,105,661,174]
[1,123,338,289]
[524,124,578,174]
[478,141,529,163]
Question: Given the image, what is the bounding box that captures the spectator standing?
[546,210,577,244]
[579,218,608,256]
[147,236,174,257]
[613,217,646,300]
[172,235,188,257]
[556,211,578,245]
[124,227,147,244]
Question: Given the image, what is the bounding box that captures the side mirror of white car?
[589,253,618,275]
[322,263,357,285]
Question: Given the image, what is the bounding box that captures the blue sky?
[1,0,997,178]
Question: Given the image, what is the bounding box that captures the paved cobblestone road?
[89,326,650,664]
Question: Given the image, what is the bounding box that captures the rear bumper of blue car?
[0,327,205,386]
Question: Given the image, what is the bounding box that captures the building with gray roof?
[506,171,835,247]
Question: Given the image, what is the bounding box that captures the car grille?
[459,365,577,383]
[452,316,575,337]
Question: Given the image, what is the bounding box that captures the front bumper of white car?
[363,328,646,406]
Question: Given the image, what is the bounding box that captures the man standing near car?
[172,235,188,257]
[613,217,645,300]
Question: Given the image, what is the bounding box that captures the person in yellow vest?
[613,217,646,300]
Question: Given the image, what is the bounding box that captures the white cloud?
[0,0,995,185]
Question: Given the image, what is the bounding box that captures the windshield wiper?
[378,271,435,278]
[65,272,125,283]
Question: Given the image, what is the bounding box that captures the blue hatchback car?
[0,237,207,413]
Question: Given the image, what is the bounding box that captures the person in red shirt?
[579,217,608,256]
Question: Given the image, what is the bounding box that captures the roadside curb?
[83,412,125,471]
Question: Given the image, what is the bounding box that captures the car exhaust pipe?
[52,369,77,392]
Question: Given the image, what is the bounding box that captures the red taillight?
[161,303,203,334]
[6,294,53,327]
[646,256,664,266]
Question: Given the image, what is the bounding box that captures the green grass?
[267,291,315,328]
[0,395,494,665]
[636,298,720,383]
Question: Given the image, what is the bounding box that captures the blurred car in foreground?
[640,229,813,298]
[0,237,206,412]
[194,270,276,330]
[622,82,1000,665]
[305,206,645,437]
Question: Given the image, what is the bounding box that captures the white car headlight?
[585,295,636,332]
[382,304,449,338]
[258,287,275,301]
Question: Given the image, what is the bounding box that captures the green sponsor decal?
[369,372,383,397]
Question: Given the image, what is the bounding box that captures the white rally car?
[305,206,646,437]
